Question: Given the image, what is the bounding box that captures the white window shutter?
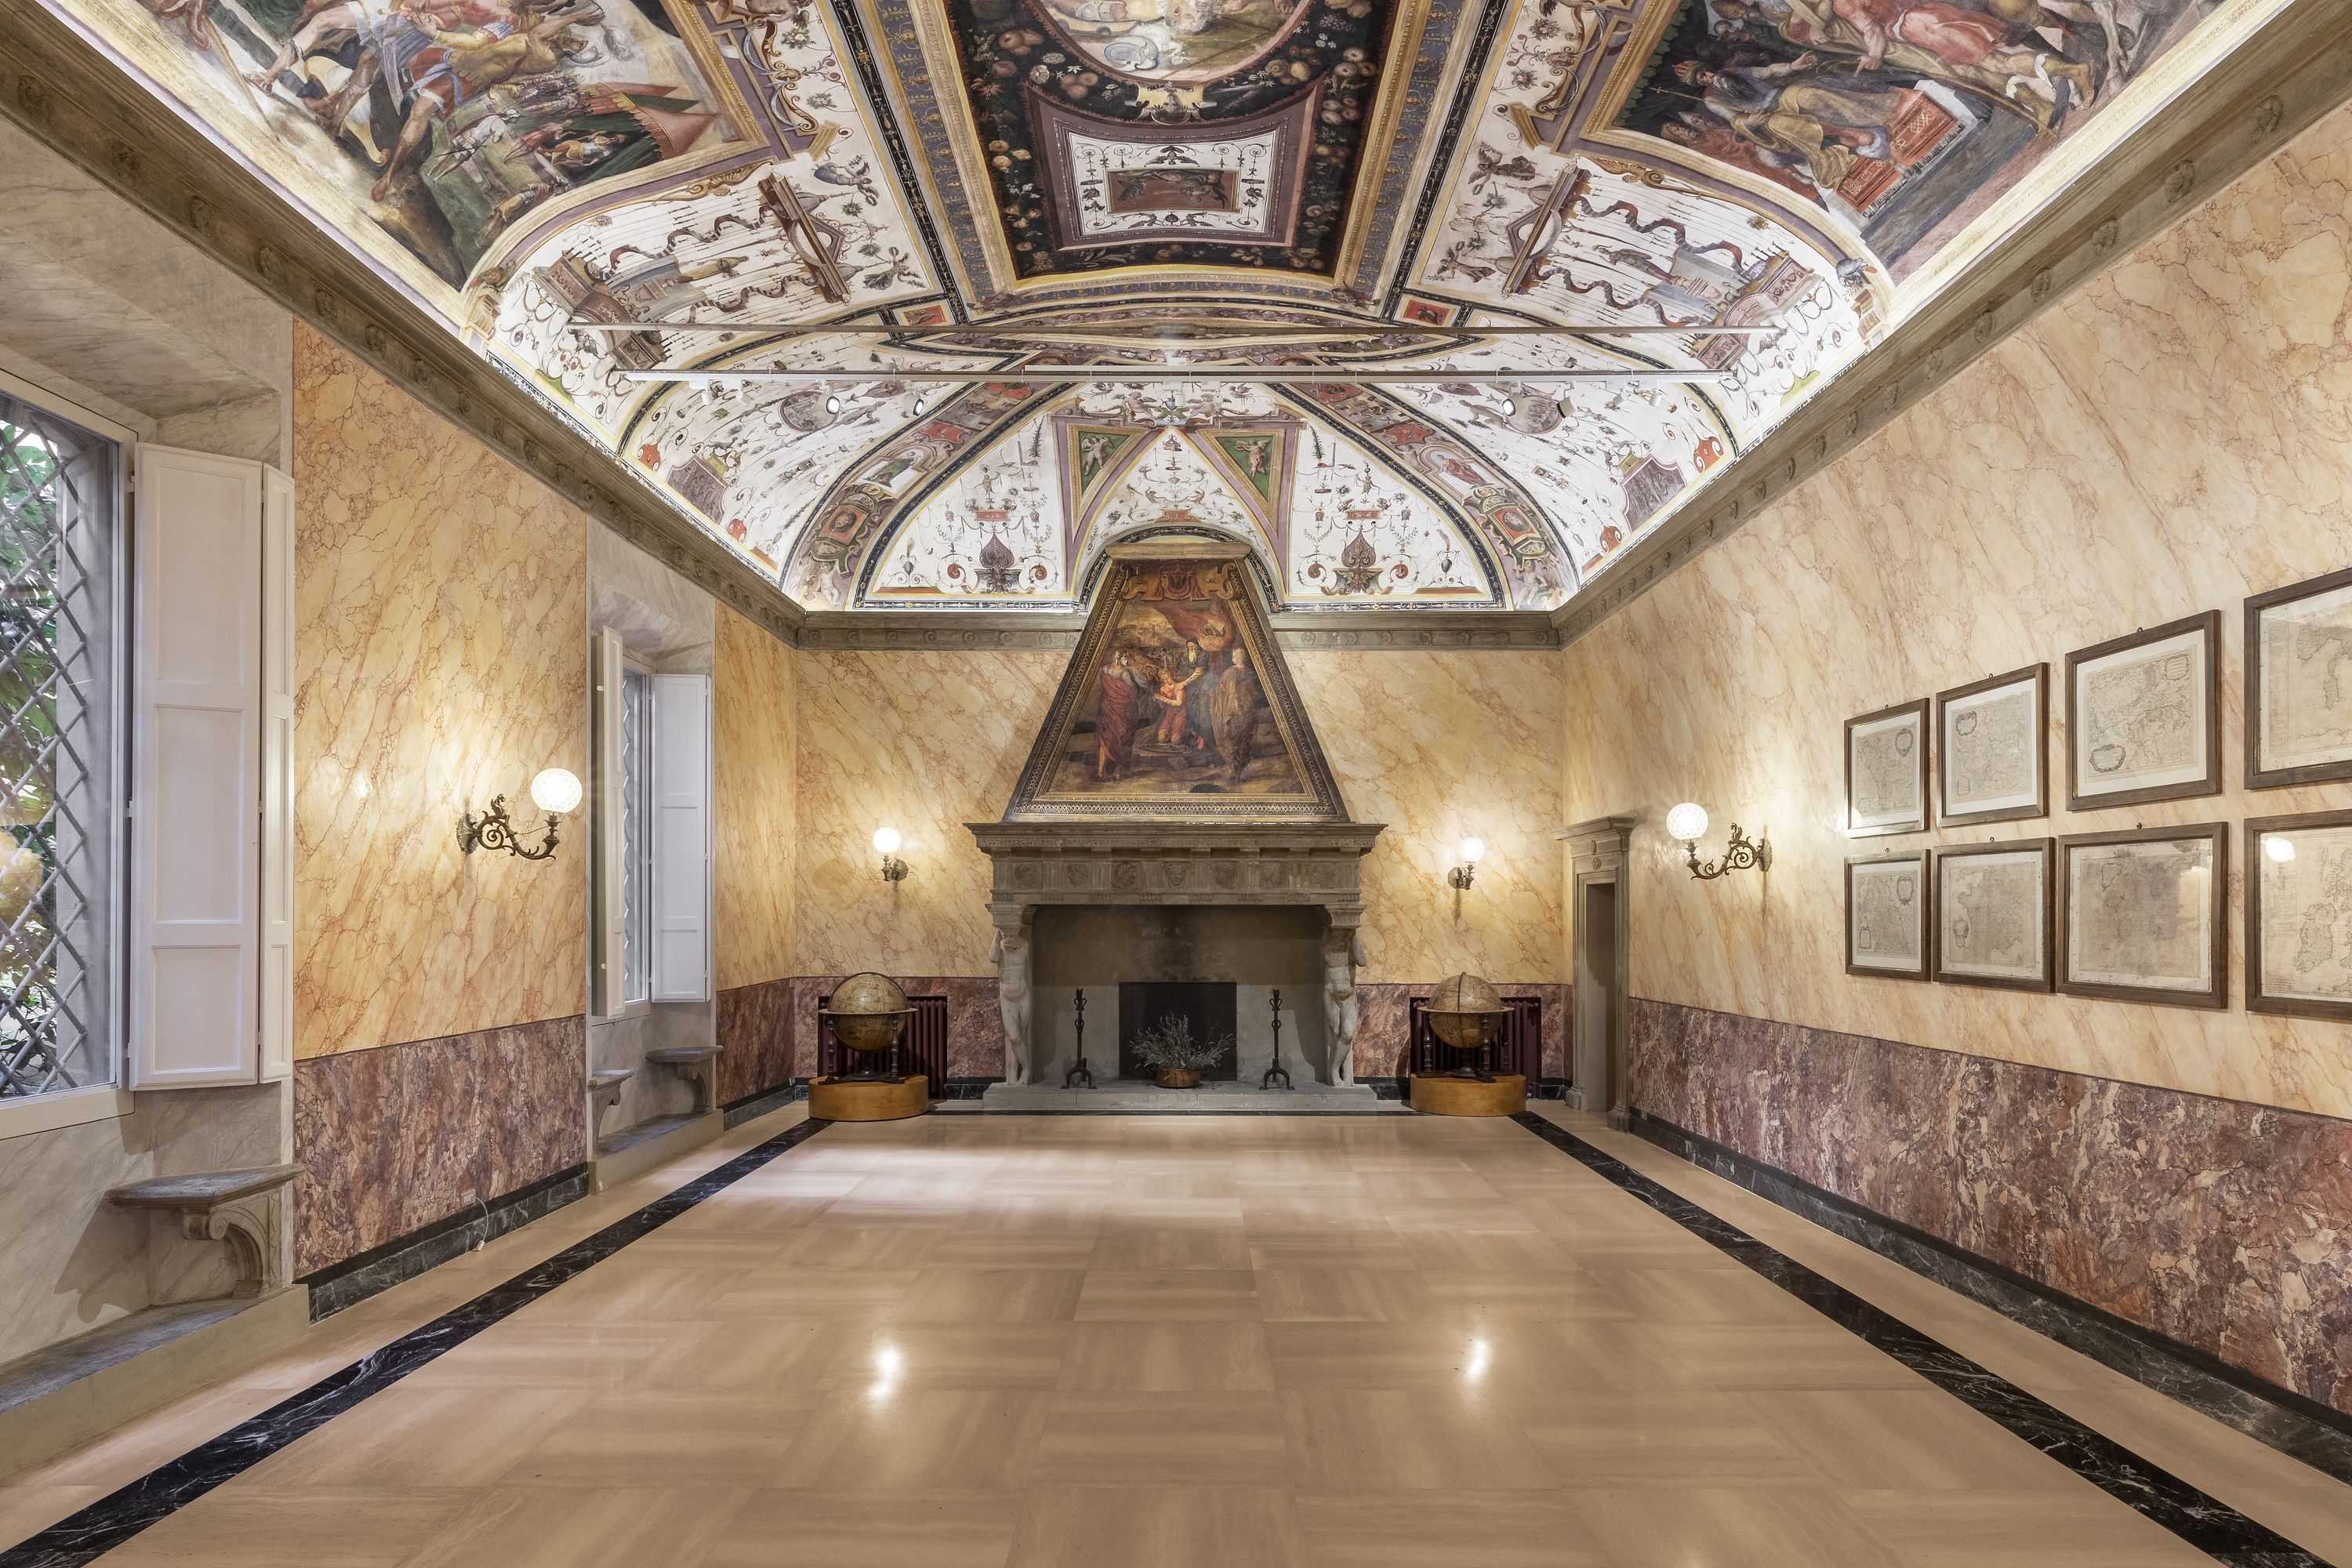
[649,673,710,1003]
[129,446,263,1088]
[590,628,626,1018]
[257,466,296,1080]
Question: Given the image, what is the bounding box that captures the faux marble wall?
[1630,1000,2352,1414]
[1290,651,1565,985]
[1559,101,2352,1123]
[292,1017,586,1277]
[795,648,1065,976]
[292,325,587,1059]
[793,646,1566,984]
[714,601,797,991]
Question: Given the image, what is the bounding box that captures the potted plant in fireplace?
[1131,1014,1231,1089]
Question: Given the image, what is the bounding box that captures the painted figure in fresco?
[1675,55,1907,194]
[368,0,607,201]
[1208,644,1260,783]
[1151,647,1207,748]
[1094,647,1150,779]
[1711,0,2098,132]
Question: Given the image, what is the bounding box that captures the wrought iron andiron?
[1063,989,1095,1090]
[1261,989,1293,1091]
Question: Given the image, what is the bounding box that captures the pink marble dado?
[716,977,795,1106]
[1354,982,1568,1080]
[292,1016,587,1277]
[1629,998,2352,1415]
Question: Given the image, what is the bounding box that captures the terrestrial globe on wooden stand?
[811,971,928,1121]
[1409,971,1525,1117]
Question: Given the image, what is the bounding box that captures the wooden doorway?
[1564,818,1634,1127]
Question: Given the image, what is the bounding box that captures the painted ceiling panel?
[47,0,2290,615]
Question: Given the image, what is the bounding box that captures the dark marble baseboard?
[1512,1114,2324,1566]
[297,1165,586,1320]
[1629,1111,2352,1486]
[719,1080,808,1129]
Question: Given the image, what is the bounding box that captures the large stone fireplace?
[968,822,1380,1086]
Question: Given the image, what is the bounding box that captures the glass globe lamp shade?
[529,768,583,815]
[1456,837,1485,866]
[873,826,903,855]
[1666,803,1709,844]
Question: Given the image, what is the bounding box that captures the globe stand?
[1259,988,1292,1091]
[1063,989,1096,1090]
[815,974,927,1120]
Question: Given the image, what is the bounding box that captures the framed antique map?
[2245,568,2352,789]
[1847,851,1931,980]
[2058,824,2227,1008]
[2065,612,2220,811]
[2245,811,2352,1021]
[1846,699,1929,837]
[1933,840,2054,991]
[1936,664,2048,826]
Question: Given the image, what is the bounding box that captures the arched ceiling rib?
[51,0,2281,614]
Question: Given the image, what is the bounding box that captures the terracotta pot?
[1155,1068,1202,1089]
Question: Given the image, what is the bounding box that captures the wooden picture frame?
[2245,810,2352,1022]
[2057,824,2227,1010]
[1846,850,1931,980]
[1845,699,1929,837]
[2245,567,2352,789]
[2064,612,2220,811]
[1933,838,2054,992]
[1936,663,2048,827]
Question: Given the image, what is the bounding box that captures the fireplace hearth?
[1119,982,1240,1081]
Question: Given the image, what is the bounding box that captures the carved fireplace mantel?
[968,820,1385,1083]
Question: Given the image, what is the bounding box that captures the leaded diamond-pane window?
[0,390,119,1100]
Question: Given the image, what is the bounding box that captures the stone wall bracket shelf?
[645,1047,722,1115]
[105,1164,303,1298]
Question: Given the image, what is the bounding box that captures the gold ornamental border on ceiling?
[1002,540,1352,822]
[856,0,1460,307]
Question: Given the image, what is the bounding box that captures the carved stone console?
[969,820,1384,1084]
[105,1164,303,1301]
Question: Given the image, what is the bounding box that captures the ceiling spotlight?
[911,394,927,416]
[826,393,843,415]
[1498,394,1518,418]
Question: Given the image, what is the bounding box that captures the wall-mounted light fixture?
[873,826,908,883]
[1448,837,1485,891]
[460,768,582,861]
[1668,803,1769,881]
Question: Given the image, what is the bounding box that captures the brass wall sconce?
[459,768,581,861]
[1668,803,1769,881]
[1447,837,1485,891]
[873,826,909,883]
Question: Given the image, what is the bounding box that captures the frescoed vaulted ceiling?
[53,0,2288,614]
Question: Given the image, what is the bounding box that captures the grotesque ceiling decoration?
[60,0,2281,615]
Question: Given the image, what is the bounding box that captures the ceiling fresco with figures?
[53,0,2288,613]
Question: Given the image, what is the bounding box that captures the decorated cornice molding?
[0,0,804,648]
[1551,0,2352,649]
[796,608,1559,652]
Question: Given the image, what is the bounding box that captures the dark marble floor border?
[0,1119,833,1568]
[1512,1113,2325,1568]
[1626,1109,2352,1486]
[297,1165,587,1321]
